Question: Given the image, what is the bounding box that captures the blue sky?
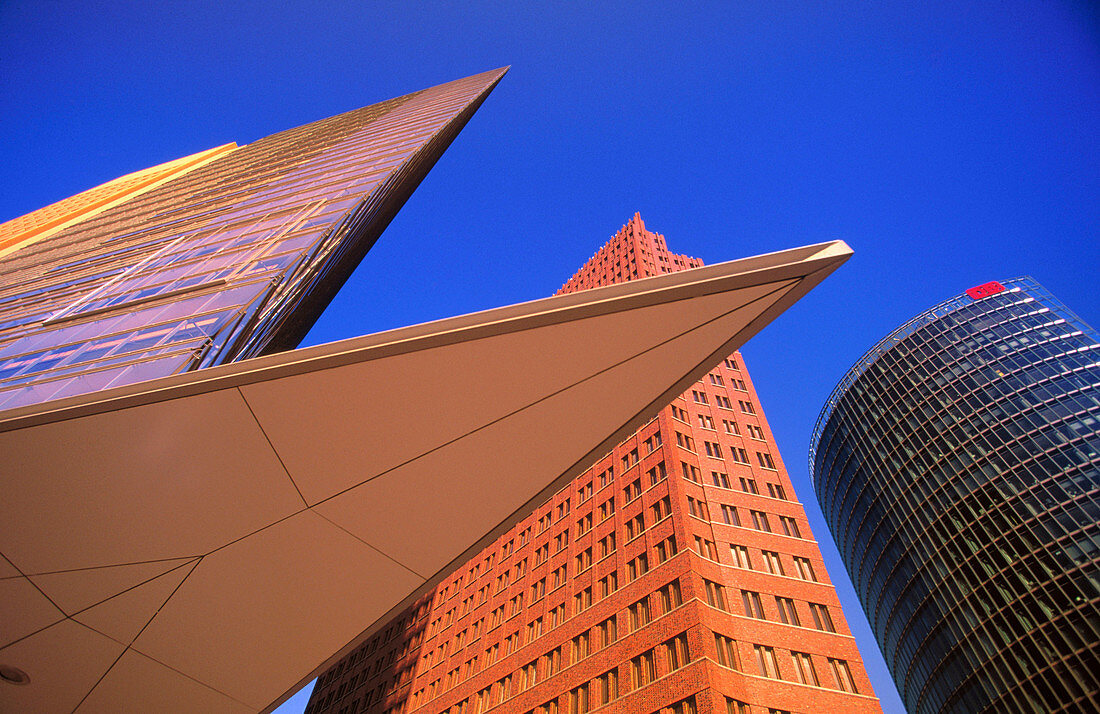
[2,2,1097,711]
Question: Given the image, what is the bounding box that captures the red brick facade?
[306,215,881,714]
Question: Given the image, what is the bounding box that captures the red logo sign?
[965,281,1005,300]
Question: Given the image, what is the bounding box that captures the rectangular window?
[730,544,751,568]
[598,467,612,490]
[664,632,691,672]
[599,498,615,522]
[750,510,772,532]
[628,597,651,631]
[711,471,731,488]
[722,419,740,435]
[714,632,739,669]
[598,571,618,598]
[792,651,819,686]
[551,564,568,589]
[757,451,776,469]
[577,482,593,503]
[621,448,639,471]
[794,556,818,582]
[657,580,682,613]
[631,650,656,689]
[692,390,709,405]
[747,424,765,440]
[647,461,667,485]
[576,513,593,536]
[721,504,740,526]
[724,357,739,370]
[698,413,715,429]
[779,515,801,538]
[543,646,563,677]
[762,550,785,576]
[575,547,593,573]
[703,441,723,458]
[704,579,727,611]
[671,405,689,422]
[527,617,543,642]
[729,447,750,464]
[531,577,547,601]
[709,372,724,386]
[643,430,662,453]
[598,532,617,559]
[568,682,589,714]
[775,596,799,626]
[828,658,858,693]
[627,553,649,581]
[687,495,709,520]
[767,482,787,500]
[554,530,570,552]
[754,644,781,679]
[675,432,696,451]
[742,590,765,619]
[595,668,618,705]
[655,535,678,563]
[571,631,590,663]
[739,476,759,495]
[651,495,672,522]
[681,462,701,483]
[715,395,732,409]
[625,513,645,540]
[738,400,756,415]
[623,478,642,502]
[574,587,592,614]
[597,617,617,648]
[810,603,837,632]
[694,535,718,561]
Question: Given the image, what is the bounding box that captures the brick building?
[306,215,881,714]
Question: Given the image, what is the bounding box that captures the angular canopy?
[0,241,850,713]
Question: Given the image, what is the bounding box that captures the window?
[551,564,568,589]
[534,544,549,566]
[691,390,708,405]
[724,357,739,370]
[506,632,520,654]
[687,495,709,520]
[623,478,642,502]
[738,400,755,415]
[598,571,618,598]
[681,462,701,483]
[730,544,752,568]
[597,617,617,648]
[791,651,819,686]
[715,395,732,409]
[711,471,731,488]
[762,550,785,575]
[704,579,727,610]
[709,372,724,386]
[621,448,639,471]
[571,631,590,662]
[577,482,593,503]
[746,424,765,440]
[694,535,718,561]
[714,632,739,669]
[647,461,667,485]
[576,513,593,536]
[664,632,691,672]
[598,497,615,522]
[631,650,656,689]
[665,697,697,714]
[775,596,799,626]
[627,553,649,581]
[721,504,740,526]
[671,405,689,422]
[509,593,524,617]
[809,603,836,632]
[598,532,616,559]
[729,447,750,464]
[549,603,566,628]
[698,413,715,430]
[554,530,570,552]
[779,516,801,538]
[597,467,613,489]
[742,590,765,619]
[794,556,818,582]
[538,513,551,533]
[628,597,651,631]
[757,451,776,469]
[722,419,740,435]
[675,432,695,451]
[767,482,787,500]
[828,658,858,692]
[750,510,772,532]
[625,513,645,540]
[568,682,589,714]
[739,476,759,495]
[703,441,723,458]
[543,645,563,677]
[595,668,618,705]
[754,644,781,679]
[655,536,678,563]
[732,378,747,391]
[651,495,672,522]
[643,430,662,453]
[657,580,682,612]
[575,547,593,573]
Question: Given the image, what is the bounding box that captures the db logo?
[965,281,1005,300]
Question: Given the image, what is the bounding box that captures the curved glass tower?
[810,277,1100,713]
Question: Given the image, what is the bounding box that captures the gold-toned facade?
[0,68,508,411]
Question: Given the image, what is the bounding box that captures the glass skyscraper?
[810,277,1100,713]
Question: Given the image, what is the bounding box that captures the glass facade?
[810,277,1100,713]
[0,68,506,411]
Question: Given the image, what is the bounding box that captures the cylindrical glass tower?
[810,277,1100,713]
